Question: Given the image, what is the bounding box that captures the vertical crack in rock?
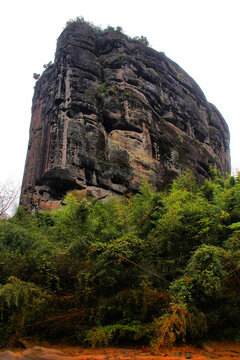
[62,117,70,168]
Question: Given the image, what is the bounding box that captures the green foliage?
[1,170,240,347]
[132,36,149,46]
[0,276,49,337]
[52,193,93,242]
[0,221,36,254]
[64,17,150,47]
[169,242,240,338]
[152,303,207,349]
[85,323,146,347]
[148,192,222,280]
[0,276,48,312]
[170,245,230,302]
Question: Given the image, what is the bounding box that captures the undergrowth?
[0,170,240,350]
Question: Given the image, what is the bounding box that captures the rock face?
[0,347,74,360]
[20,21,230,211]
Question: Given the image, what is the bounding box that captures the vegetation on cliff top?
[0,170,240,349]
[65,16,150,46]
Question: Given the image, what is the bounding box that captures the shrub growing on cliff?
[64,17,150,47]
[132,35,149,46]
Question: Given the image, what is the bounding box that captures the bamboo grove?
[0,169,240,348]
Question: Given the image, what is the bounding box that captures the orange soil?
[7,341,240,360]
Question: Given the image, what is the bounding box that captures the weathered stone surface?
[0,347,74,360]
[0,351,16,360]
[20,22,230,211]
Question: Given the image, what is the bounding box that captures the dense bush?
[0,171,240,349]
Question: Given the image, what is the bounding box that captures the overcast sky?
[0,0,239,187]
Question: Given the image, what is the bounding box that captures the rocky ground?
[1,342,240,360]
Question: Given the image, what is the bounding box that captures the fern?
[0,276,50,332]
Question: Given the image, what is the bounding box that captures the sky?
[0,0,239,187]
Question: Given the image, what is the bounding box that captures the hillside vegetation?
[0,170,240,349]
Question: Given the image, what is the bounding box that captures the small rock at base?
[0,351,18,360]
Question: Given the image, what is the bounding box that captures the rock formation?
[0,347,75,360]
[20,21,230,211]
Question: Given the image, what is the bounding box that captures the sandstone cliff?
[21,21,230,211]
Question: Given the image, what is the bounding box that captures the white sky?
[0,0,239,187]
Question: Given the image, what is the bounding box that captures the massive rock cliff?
[20,21,230,211]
